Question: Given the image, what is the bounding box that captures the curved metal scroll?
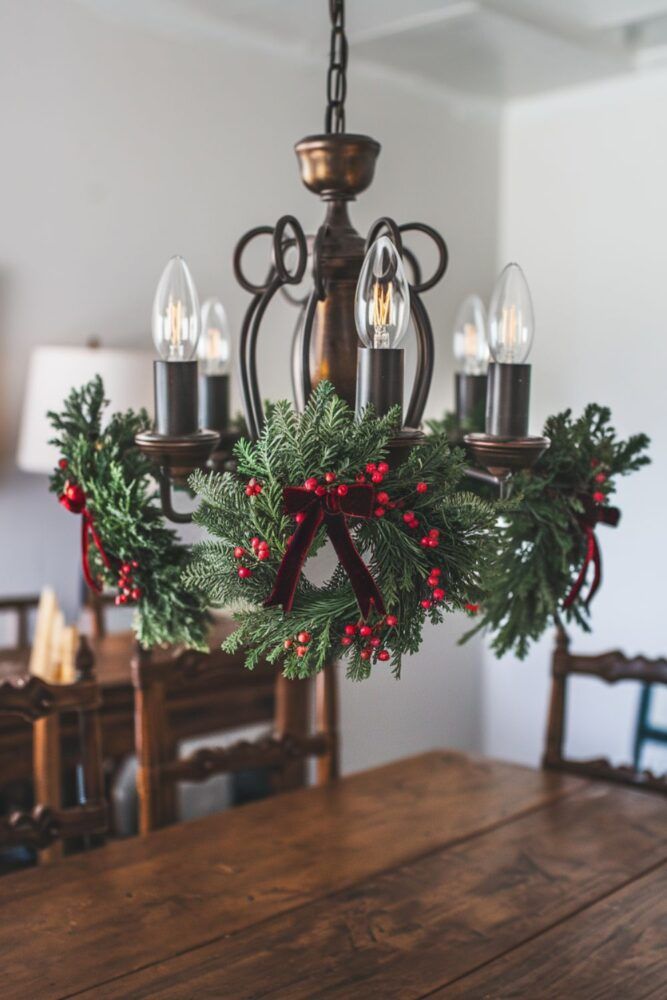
[234,216,308,439]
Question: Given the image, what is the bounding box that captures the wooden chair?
[0,595,40,650]
[83,590,118,640]
[0,636,108,861]
[633,683,667,769]
[543,627,667,794]
[132,643,339,833]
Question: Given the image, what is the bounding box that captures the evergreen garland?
[185,382,499,680]
[465,404,650,659]
[48,377,209,650]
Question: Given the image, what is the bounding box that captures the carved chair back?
[132,644,339,833]
[0,636,108,860]
[83,590,118,640]
[543,627,667,794]
[0,595,40,651]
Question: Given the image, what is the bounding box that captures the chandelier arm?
[290,300,308,411]
[272,216,308,285]
[398,222,448,294]
[364,217,404,257]
[233,225,275,295]
[248,274,284,437]
[158,471,194,525]
[401,245,422,288]
[299,289,321,408]
[404,291,435,428]
[238,292,264,441]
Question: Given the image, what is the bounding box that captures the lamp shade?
[17,346,154,473]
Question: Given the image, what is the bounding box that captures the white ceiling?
[76,0,667,99]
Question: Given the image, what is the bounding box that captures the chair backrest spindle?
[543,627,667,795]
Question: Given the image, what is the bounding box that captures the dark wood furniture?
[0,637,107,863]
[132,642,338,831]
[0,751,665,999]
[544,626,667,793]
[0,620,281,800]
[633,680,667,768]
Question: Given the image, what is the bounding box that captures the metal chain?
[325,0,348,134]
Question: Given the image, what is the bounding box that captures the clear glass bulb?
[151,256,200,361]
[355,236,410,349]
[453,294,489,375]
[198,298,231,375]
[488,263,534,364]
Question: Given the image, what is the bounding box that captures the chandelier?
[136,0,549,520]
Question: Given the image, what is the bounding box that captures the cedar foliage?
[464,404,650,659]
[185,382,499,680]
[48,377,209,650]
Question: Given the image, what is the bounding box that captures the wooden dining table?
[1,750,665,999]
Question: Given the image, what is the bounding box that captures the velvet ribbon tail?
[563,526,600,610]
[324,510,386,618]
[81,511,113,593]
[265,502,324,613]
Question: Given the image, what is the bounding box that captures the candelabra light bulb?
[453,294,489,375]
[198,298,231,375]
[355,236,410,350]
[152,256,200,362]
[488,263,534,364]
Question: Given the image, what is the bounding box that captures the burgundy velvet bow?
[265,483,385,617]
[59,482,113,593]
[563,496,620,610]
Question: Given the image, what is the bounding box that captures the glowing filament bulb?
[198,298,231,375]
[151,256,200,361]
[488,263,534,364]
[453,295,489,375]
[355,236,409,350]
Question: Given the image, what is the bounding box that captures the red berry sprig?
[421,567,446,610]
[420,528,440,549]
[304,474,350,499]
[245,478,263,497]
[233,536,271,577]
[115,560,142,605]
[338,613,397,665]
[284,630,312,658]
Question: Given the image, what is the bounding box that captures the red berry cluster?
[402,510,420,531]
[115,561,142,605]
[421,567,445,609]
[245,477,263,497]
[234,537,271,578]
[465,603,479,614]
[58,457,68,470]
[339,613,398,663]
[303,472,349,498]
[590,460,608,505]
[284,631,312,657]
[420,528,440,549]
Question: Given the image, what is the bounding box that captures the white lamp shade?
[17,346,154,473]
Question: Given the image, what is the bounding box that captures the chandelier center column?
[294,133,381,408]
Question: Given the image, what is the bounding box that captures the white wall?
[483,70,667,768]
[0,0,501,773]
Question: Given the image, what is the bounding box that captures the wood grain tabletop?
[0,750,665,999]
